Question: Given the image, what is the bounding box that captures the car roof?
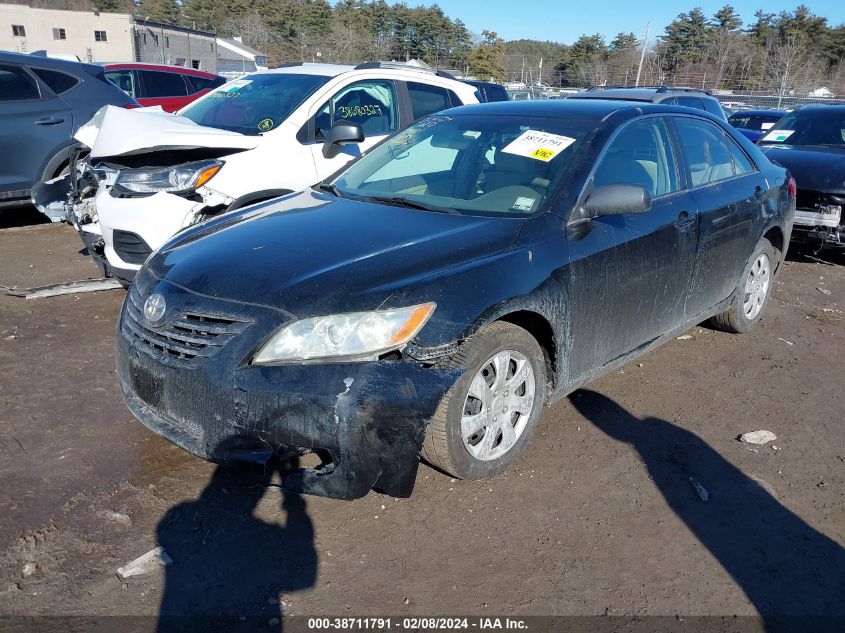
[259,61,466,85]
[571,87,718,102]
[730,109,787,116]
[795,103,845,112]
[100,62,219,78]
[0,49,103,74]
[445,98,711,121]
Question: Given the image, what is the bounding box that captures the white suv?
[39,62,480,283]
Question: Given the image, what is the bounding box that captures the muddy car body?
[32,62,479,283]
[116,100,795,500]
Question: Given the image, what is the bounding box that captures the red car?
[102,63,226,112]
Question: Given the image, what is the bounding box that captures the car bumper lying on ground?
[115,270,462,500]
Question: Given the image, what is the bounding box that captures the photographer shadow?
[155,455,317,632]
[570,389,845,627]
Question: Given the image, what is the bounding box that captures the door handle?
[674,210,695,229]
[34,117,65,126]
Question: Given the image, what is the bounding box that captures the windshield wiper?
[364,195,460,214]
[315,182,343,197]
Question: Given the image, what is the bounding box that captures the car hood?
[75,105,260,159]
[147,191,525,316]
[760,145,845,194]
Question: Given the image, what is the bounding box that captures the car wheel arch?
[762,225,785,271]
[40,141,86,182]
[458,305,561,396]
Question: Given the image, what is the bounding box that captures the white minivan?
[37,62,480,283]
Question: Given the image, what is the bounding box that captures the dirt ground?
[0,221,843,627]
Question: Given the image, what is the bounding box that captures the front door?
[309,79,400,179]
[566,116,699,379]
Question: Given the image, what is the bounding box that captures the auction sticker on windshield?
[221,79,252,93]
[502,130,576,162]
[761,129,794,142]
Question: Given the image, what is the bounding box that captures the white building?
[216,37,268,77]
[1,3,133,62]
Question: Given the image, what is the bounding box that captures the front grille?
[113,230,152,265]
[123,286,251,367]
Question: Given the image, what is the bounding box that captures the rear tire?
[710,239,776,334]
[421,321,546,480]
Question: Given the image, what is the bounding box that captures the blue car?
[0,51,137,210]
[728,109,787,142]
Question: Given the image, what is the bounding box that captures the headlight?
[115,160,222,194]
[253,303,436,364]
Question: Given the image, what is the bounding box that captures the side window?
[184,75,210,93]
[314,80,397,141]
[486,85,510,102]
[31,68,79,95]
[407,82,454,120]
[105,70,137,98]
[702,98,724,118]
[141,70,188,98]
[675,117,749,186]
[593,118,680,198]
[0,64,40,101]
[725,134,755,175]
[676,96,707,111]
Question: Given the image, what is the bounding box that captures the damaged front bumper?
[115,271,461,500]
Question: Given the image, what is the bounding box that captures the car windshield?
[332,114,591,217]
[758,108,845,147]
[179,73,330,136]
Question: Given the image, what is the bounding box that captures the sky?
[395,0,845,45]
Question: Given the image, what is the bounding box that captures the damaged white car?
[32,62,479,284]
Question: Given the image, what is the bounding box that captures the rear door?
[0,63,72,201]
[672,115,768,314]
[137,69,191,112]
[567,115,699,376]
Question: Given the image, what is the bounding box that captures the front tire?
[710,239,776,333]
[421,321,546,480]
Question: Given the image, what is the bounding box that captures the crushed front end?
[115,268,461,500]
[792,190,845,250]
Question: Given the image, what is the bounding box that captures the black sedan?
[116,100,795,499]
[758,104,845,250]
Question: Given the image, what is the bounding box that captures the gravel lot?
[0,222,843,626]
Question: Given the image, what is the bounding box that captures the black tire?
[710,238,776,334]
[421,321,546,480]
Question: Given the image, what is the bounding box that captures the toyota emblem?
[143,293,167,325]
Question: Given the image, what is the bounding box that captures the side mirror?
[583,184,652,217]
[322,120,365,159]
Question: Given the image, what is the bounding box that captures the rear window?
[141,70,188,98]
[407,82,458,119]
[483,84,510,103]
[180,72,331,135]
[185,74,221,93]
[675,96,706,111]
[729,114,783,131]
[31,67,79,94]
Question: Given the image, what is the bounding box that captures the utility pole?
[635,22,650,88]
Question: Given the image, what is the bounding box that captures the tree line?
[9,1,845,94]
